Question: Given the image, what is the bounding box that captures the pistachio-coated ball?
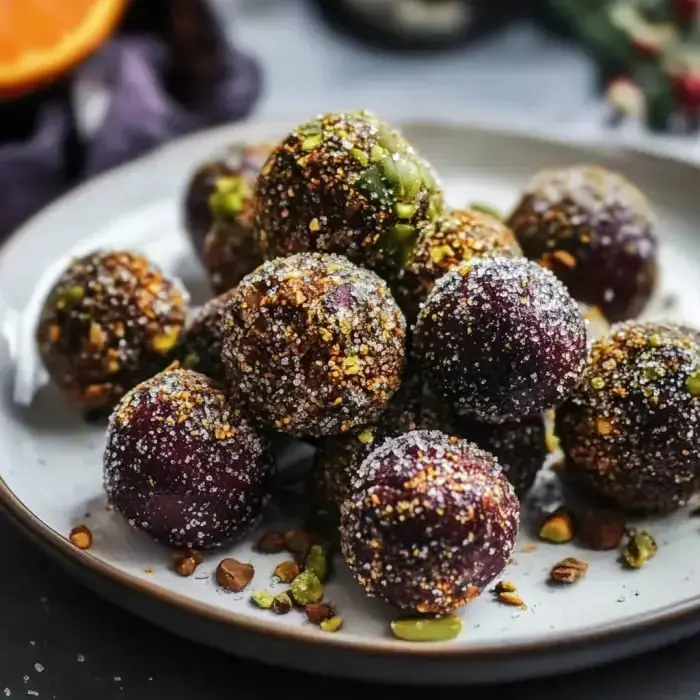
[36,250,188,412]
[255,110,444,280]
[557,322,700,512]
[415,257,587,422]
[340,430,519,614]
[396,208,522,324]
[221,253,406,437]
[103,367,271,548]
[507,165,658,322]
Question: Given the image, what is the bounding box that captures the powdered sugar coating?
[220,252,406,437]
[340,430,519,614]
[36,250,188,412]
[557,322,700,512]
[255,110,444,280]
[103,367,270,548]
[507,165,658,322]
[415,257,587,422]
[397,208,523,324]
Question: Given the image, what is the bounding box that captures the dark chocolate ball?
[221,252,406,437]
[182,141,271,261]
[173,289,237,384]
[103,367,271,548]
[456,414,547,498]
[340,430,519,614]
[556,322,700,512]
[415,257,587,422]
[396,208,522,324]
[312,373,451,509]
[36,250,188,412]
[507,165,658,323]
[255,111,444,281]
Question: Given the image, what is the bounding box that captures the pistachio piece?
[301,133,323,151]
[320,616,344,633]
[149,327,180,355]
[349,148,369,167]
[468,201,502,220]
[539,510,574,544]
[250,589,275,609]
[304,544,328,582]
[427,192,443,219]
[68,524,93,550]
[216,557,254,592]
[393,224,415,241]
[390,615,462,642]
[686,369,700,396]
[272,592,293,614]
[376,124,403,153]
[274,560,301,583]
[370,144,386,162]
[395,202,418,220]
[355,165,392,203]
[391,155,422,199]
[290,570,323,605]
[56,284,85,309]
[622,530,657,568]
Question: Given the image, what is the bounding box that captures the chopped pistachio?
[390,615,462,642]
[274,560,300,583]
[427,192,443,220]
[391,155,422,199]
[250,589,274,609]
[420,163,438,193]
[355,165,392,203]
[301,133,323,151]
[395,202,418,220]
[590,376,605,390]
[622,531,657,568]
[150,327,180,355]
[539,510,574,544]
[349,148,369,167]
[469,201,503,220]
[290,570,323,605]
[686,369,700,396]
[305,544,328,582]
[56,285,85,309]
[320,616,343,633]
[393,224,415,241]
[370,144,386,162]
[357,429,374,445]
[272,591,293,614]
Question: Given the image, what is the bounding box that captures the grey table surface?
[4,1,700,697]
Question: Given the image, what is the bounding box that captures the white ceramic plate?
[2,119,700,686]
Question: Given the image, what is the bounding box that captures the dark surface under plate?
[1,510,700,699]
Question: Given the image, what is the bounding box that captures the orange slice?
[0,0,127,98]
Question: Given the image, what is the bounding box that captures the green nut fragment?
[272,591,293,615]
[643,364,666,381]
[298,122,322,137]
[420,163,438,193]
[686,369,700,396]
[390,615,462,642]
[305,544,329,582]
[250,589,274,609]
[355,165,392,204]
[56,284,85,309]
[370,144,386,162]
[376,124,403,153]
[590,376,605,390]
[301,133,324,151]
[182,352,200,370]
[290,570,324,605]
[622,530,657,569]
[349,148,369,167]
[208,176,251,219]
[320,616,343,633]
[391,155,422,199]
[395,202,418,220]
[427,192,443,220]
[469,201,503,220]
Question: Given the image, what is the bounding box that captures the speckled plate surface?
[2,119,700,686]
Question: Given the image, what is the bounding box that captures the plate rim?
[3,115,700,664]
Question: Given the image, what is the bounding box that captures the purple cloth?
[0,0,261,239]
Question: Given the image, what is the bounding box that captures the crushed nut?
[69,525,93,550]
[539,509,574,544]
[250,590,274,609]
[304,544,329,582]
[521,544,537,553]
[579,509,625,550]
[305,602,333,625]
[274,560,301,583]
[216,558,255,592]
[320,616,343,633]
[549,557,589,584]
[284,529,312,561]
[256,531,285,554]
[290,570,324,605]
[621,531,657,569]
[272,592,293,615]
[172,549,203,577]
[494,580,517,594]
[497,591,526,608]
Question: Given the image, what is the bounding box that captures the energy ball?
[507,165,658,323]
[415,257,587,422]
[311,374,451,509]
[255,110,444,280]
[173,289,237,384]
[36,250,188,412]
[340,430,519,614]
[221,252,406,437]
[183,141,271,259]
[456,414,547,498]
[104,367,270,548]
[397,208,522,324]
[556,322,700,512]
